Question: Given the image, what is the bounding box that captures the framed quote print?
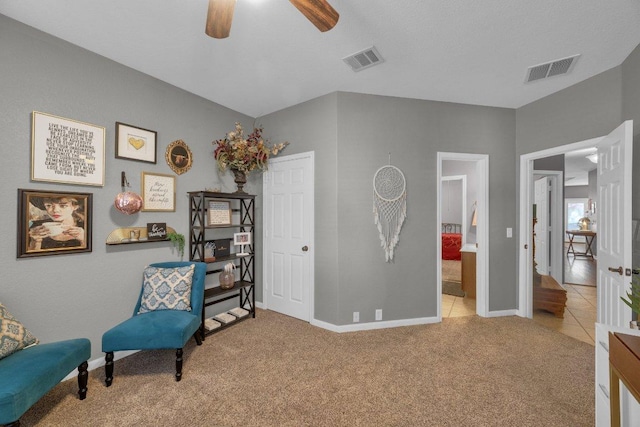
[31,111,105,186]
[141,172,176,212]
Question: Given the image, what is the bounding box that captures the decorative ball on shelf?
[114,191,143,215]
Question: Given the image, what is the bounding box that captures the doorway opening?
[437,152,489,320]
[519,138,602,345]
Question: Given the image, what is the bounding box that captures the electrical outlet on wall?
[375,309,382,321]
[353,311,359,323]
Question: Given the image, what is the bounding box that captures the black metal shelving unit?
[188,191,256,338]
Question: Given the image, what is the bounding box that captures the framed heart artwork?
[115,122,157,164]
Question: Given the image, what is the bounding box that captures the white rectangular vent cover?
[343,46,384,72]
[525,54,580,83]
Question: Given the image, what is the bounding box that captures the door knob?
[302,245,309,252]
[608,266,623,275]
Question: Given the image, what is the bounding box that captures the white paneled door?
[263,152,314,321]
[596,120,633,328]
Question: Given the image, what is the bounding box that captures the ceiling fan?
[205,0,339,39]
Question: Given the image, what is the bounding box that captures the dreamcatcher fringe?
[373,192,407,262]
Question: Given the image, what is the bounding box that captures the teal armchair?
[101,262,206,385]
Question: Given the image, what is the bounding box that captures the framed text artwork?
[141,172,175,212]
[17,189,93,258]
[31,111,105,186]
[208,200,231,226]
[115,122,157,164]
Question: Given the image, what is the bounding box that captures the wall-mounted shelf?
[105,226,176,245]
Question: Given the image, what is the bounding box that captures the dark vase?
[232,168,248,194]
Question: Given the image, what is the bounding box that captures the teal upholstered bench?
[0,338,90,427]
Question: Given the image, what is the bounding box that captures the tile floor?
[442,284,597,346]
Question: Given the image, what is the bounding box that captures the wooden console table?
[609,332,640,426]
[460,244,476,299]
[566,230,596,259]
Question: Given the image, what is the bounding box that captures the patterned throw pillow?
[138,264,195,314]
[0,302,39,360]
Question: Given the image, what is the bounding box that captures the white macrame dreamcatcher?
[373,163,407,262]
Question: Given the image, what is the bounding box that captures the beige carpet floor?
[19,310,595,427]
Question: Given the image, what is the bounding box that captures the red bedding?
[442,233,462,260]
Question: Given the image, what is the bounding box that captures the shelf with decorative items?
[188,190,256,338]
[105,226,176,245]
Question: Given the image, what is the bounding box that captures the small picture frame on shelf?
[146,222,167,240]
[208,200,231,226]
[233,232,251,256]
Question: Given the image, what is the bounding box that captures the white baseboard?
[486,309,518,318]
[311,316,440,333]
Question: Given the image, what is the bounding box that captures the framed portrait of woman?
[17,189,93,258]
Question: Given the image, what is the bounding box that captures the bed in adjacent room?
[442,223,462,261]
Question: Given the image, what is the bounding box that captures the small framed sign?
[208,200,231,226]
[146,222,167,240]
[141,172,175,212]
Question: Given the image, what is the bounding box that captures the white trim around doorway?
[437,152,490,319]
[517,137,602,318]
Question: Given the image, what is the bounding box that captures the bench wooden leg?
[175,348,183,382]
[105,352,114,387]
[77,361,88,400]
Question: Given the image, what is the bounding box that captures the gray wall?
[441,179,463,226]
[0,15,254,360]
[5,10,640,359]
[265,93,516,325]
[518,44,640,269]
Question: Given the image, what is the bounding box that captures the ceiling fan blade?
[205,0,236,39]
[289,0,339,32]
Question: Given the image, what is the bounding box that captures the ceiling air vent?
[525,54,580,83]
[343,46,384,72]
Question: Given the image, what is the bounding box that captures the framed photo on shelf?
[233,232,251,256]
[115,122,157,163]
[233,232,251,246]
[31,111,105,186]
[208,200,231,226]
[165,139,193,175]
[141,172,175,212]
[17,189,93,258]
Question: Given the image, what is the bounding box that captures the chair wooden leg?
[105,352,114,387]
[175,348,183,382]
[77,361,89,400]
[195,332,203,346]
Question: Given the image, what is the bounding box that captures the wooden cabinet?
[461,244,476,299]
[188,191,256,337]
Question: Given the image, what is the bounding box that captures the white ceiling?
[564,147,598,186]
[1,1,640,117]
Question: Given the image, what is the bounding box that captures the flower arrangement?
[213,122,289,174]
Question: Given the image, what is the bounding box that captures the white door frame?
[532,170,563,285]
[437,152,489,319]
[518,137,602,318]
[262,151,315,322]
